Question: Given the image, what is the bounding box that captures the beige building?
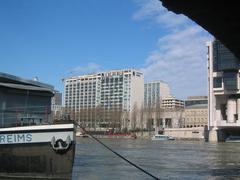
[161,96,184,109]
[184,104,208,128]
[143,105,184,131]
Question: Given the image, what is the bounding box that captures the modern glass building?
[185,96,208,107]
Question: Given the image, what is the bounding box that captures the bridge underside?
[160,0,240,59]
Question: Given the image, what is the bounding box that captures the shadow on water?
[72,138,240,180]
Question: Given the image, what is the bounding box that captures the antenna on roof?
[33,76,39,81]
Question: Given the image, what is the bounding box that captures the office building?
[184,96,208,128]
[161,96,184,109]
[208,39,240,141]
[185,96,208,107]
[63,69,144,129]
[144,81,170,107]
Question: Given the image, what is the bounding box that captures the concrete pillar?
[237,98,240,121]
[227,99,236,123]
[208,128,218,142]
[163,118,166,128]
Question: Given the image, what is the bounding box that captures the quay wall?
[136,127,207,140]
[164,127,207,140]
[135,131,154,139]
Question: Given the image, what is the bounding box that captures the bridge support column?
[209,128,225,142]
[209,128,218,142]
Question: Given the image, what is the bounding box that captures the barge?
[0,72,75,179]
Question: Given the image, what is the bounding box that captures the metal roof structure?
[0,82,53,93]
[0,72,54,95]
[0,72,54,90]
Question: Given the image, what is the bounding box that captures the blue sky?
[0,0,212,99]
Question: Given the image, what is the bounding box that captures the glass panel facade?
[223,72,237,90]
[213,40,239,71]
[185,100,208,107]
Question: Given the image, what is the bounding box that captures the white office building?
[144,81,170,107]
[63,69,144,129]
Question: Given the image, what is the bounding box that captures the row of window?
[213,72,238,90]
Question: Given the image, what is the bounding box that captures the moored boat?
[151,134,175,141]
[0,123,75,179]
[225,135,240,143]
[0,72,76,179]
[76,131,89,137]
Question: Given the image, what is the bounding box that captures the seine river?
[72,138,240,180]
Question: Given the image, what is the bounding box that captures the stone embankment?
[136,127,208,140]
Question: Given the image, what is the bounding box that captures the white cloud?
[134,0,213,99]
[69,63,101,75]
[133,0,189,28]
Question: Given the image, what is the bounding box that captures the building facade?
[161,96,184,109]
[208,39,240,141]
[144,81,170,108]
[185,96,208,107]
[64,69,144,129]
[184,96,208,128]
[184,104,208,128]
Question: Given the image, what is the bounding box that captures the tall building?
[208,39,240,141]
[63,69,144,129]
[144,81,170,107]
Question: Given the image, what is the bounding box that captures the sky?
[0,0,212,99]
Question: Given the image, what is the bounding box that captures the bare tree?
[155,100,161,132]
[145,104,157,133]
[139,103,144,136]
[121,110,129,132]
[131,103,138,131]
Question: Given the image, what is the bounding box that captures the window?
[213,77,222,88]
[223,72,237,90]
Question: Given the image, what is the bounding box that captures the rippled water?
[72,138,240,180]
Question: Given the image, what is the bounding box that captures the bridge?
[160,0,240,59]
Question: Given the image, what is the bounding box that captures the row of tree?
[53,104,184,132]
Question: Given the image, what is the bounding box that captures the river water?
[72,138,240,180]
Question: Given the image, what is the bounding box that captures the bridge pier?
[208,128,218,142]
[209,128,225,142]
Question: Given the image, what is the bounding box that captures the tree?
[131,103,138,131]
[139,103,144,135]
[146,104,154,131]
